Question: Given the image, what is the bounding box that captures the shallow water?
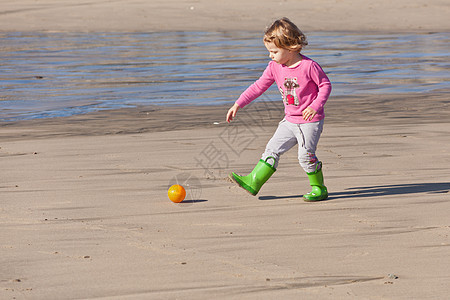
[0,31,448,121]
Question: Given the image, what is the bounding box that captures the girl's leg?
[295,120,328,201]
[228,119,297,196]
[261,119,298,169]
[295,120,324,173]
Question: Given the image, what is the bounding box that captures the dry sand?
[1,1,450,299]
[1,0,449,33]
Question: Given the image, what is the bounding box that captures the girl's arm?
[307,62,332,114]
[302,106,317,121]
[235,62,275,108]
[226,103,241,123]
[226,62,275,123]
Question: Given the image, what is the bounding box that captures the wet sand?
[1,0,450,299]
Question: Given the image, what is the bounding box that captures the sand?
[1,0,449,33]
[1,1,450,299]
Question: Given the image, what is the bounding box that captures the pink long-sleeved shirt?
[236,55,332,124]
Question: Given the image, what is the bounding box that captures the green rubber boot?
[303,163,328,202]
[228,157,276,196]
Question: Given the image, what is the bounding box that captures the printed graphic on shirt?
[280,77,299,106]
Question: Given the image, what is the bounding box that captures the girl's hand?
[302,107,317,121]
[226,103,241,123]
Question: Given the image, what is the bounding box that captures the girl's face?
[264,42,299,66]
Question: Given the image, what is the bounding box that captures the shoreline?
[1,92,449,141]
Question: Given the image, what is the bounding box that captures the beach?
[1,1,450,299]
[0,0,449,33]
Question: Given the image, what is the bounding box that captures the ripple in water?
[0,31,448,121]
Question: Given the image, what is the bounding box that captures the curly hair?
[263,17,308,52]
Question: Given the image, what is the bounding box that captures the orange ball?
[168,184,186,203]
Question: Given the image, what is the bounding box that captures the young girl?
[226,17,332,201]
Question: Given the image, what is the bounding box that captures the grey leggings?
[261,119,324,173]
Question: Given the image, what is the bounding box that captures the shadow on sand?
[258,182,450,201]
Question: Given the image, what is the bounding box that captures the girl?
[226,17,332,201]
